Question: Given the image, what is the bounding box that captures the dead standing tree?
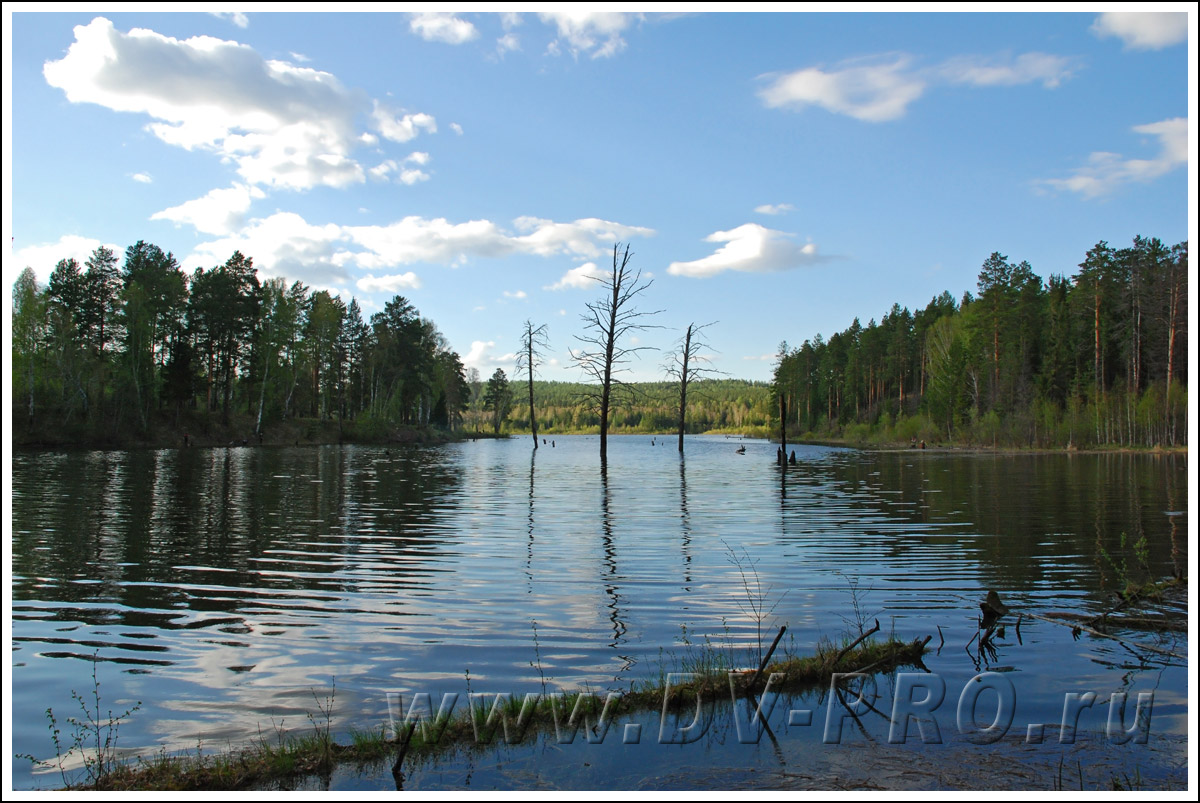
[570,243,662,466]
[517,319,550,449]
[664,321,722,453]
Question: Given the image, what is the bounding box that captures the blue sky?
[4,8,1193,382]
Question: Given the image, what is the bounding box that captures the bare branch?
[571,242,662,463]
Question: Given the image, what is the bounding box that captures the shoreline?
[11,425,1185,455]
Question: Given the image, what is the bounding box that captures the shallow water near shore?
[10,435,1189,789]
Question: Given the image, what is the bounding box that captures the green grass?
[25,633,929,791]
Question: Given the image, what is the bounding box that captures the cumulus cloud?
[759,55,926,122]
[356,272,422,293]
[175,211,652,297]
[371,102,437,143]
[540,11,637,59]
[502,290,527,299]
[368,152,432,184]
[511,217,655,257]
[450,122,464,135]
[463,340,517,374]
[42,18,378,192]
[755,203,794,215]
[14,235,124,284]
[667,223,826,279]
[211,12,248,29]
[184,211,350,285]
[544,262,608,290]
[409,12,478,45]
[938,52,1076,88]
[760,50,1075,122]
[131,172,153,183]
[496,33,521,56]
[1038,117,1188,198]
[343,214,652,271]
[151,183,265,235]
[1091,12,1187,50]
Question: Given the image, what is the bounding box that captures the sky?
[3,6,1194,383]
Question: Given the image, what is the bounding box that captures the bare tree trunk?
[677,324,692,453]
[527,334,538,449]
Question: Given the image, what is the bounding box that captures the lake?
[10,435,1189,790]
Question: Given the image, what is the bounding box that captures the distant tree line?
[475,379,772,435]
[12,242,470,441]
[772,236,1188,448]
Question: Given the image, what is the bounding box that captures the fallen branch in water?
[828,619,880,670]
[1041,611,1186,633]
[1019,610,1185,660]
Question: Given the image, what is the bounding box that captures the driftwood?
[1040,611,1187,633]
[746,624,788,689]
[957,591,1184,661]
[830,619,881,670]
[1018,610,1186,660]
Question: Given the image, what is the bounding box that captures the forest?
[475,378,773,436]
[11,234,1187,450]
[11,243,471,446]
[771,236,1188,448]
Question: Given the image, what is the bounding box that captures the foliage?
[771,235,1188,448]
[18,653,142,788]
[12,242,469,442]
[483,368,513,434]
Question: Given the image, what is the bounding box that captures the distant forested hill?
[472,379,772,435]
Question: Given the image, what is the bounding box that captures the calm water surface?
[10,436,1189,789]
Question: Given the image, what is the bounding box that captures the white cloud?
[398,168,430,185]
[173,211,652,298]
[544,261,608,290]
[759,55,926,122]
[344,214,651,270]
[540,11,636,59]
[667,223,826,278]
[371,102,437,143]
[502,290,527,299]
[512,216,655,257]
[463,340,517,374]
[409,12,478,45]
[14,235,125,284]
[754,203,794,215]
[151,182,265,235]
[368,158,430,185]
[406,151,431,165]
[496,33,521,56]
[43,18,377,192]
[185,211,350,285]
[939,52,1075,88]
[345,217,512,267]
[369,159,399,181]
[761,50,1075,122]
[742,354,776,361]
[356,272,422,293]
[288,51,310,63]
[1091,12,1187,50]
[501,12,523,30]
[450,122,464,135]
[211,12,248,29]
[1039,117,1187,198]
[131,172,153,183]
